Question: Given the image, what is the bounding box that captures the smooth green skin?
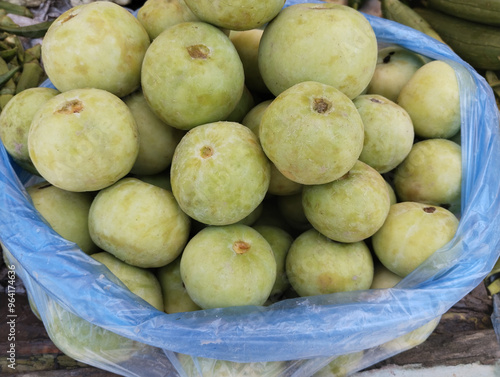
[386,181,397,206]
[177,353,286,377]
[28,88,140,193]
[41,2,150,98]
[26,181,98,255]
[170,121,271,225]
[241,99,272,136]
[92,252,163,311]
[313,351,365,377]
[372,202,459,277]
[88,178,191,268]
[157,257,201,314]
[397,60,460,139]
[366,46,427,102]
[258,3,378,99]
[225,85,255,123]
[353,94,415,174]
[393,139,462,213]
[286,228,374,297]
[277,192,311,233]
[370,263,402,289]
[302,160,391,243]
[184,0,285,31]
[137,0,200,40]
[141,21,244,131]
[230,29,271,96]
[260,81,365,185]
[253,224,293,297]
[0,87,59,175]
[123,90,185,176]
[180,224,277,309]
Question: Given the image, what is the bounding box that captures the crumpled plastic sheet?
[2,0,500,376]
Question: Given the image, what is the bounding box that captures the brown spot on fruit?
[187,44,210,59]
[370,97,383,103]
[233,241,250,254]
[200,145,213,158]
[57,99,83,114]
[383,51,395,64]
[62,14,77,24]
[313,97,332,114]
[423,206,436,213]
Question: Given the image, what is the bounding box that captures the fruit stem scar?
[62,14,77,23]
[423,206,436,213]
[200,145,213,158]
[313,97,332,114]
[187,44,210,59]
[56,99,84,114]
[233,241,250,254]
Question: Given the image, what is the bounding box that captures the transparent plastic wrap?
[1,0,500,376]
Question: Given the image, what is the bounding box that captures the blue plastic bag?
[2,1,500,376]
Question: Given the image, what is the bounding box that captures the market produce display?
[0,0,500,376]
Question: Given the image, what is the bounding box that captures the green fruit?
[41,2,150,97]
[302,160,391,243]
[225,85,255,123]
[170,121,270,225]
[313,351,365,377]
[372,202,459,277]
[89,178,191,268]
[259,81,364,185]
[353,94,414,174]
[183,0,285,31]
[370,263,402,289]
[0,87,59,175]
[277,192,311,233]
[123,90,185,176]
[258,3,378,99]
[241,99,272,137]
[26,181,98,255]
[397,60,460,139]
[286,228,374,297]
[141,21,244,130]
[381,317,441,354]
[157,257,201,314]
[28,88,139,192]
[393,139,462,213]
[180,224,277,309]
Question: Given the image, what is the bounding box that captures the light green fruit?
[180,224,276,309]
[397,60,460,139]
[302,160,391,243]
[28,88,139,192]
[277,192,311,233]
[381,317,441,354]
[157,257,201,314]
[370,263,402,289]
[353,94,414,174]
[241,99,273,136]
[177,353,286,377]
[89,177,190,268]
[230,29,271,96]
[258,3,378,99]
[313,351,365,377]
[92,251,163,310]
[225,85,255,122]
[123,90,185,176]
[286,228,374,297]
[170,121,270,225]
[137,0,200,40]
[372,202,459,277]
[252,197,292,232]
[253,224,293,298]
[27,181,98,255]
[393,139,462,213]
[184,0,285,31]
[41,2,150,97]
[386,181,397,206]
[141,21,244,131]
[260,81,364,185]
[366,46,427,102]
[0,87,59,175]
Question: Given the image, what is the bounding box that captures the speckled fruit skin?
[353,94,414,174]
[137,0,200,40]
[184,0,285,31]
[302,160,391,243]
[366,46,427,102]
[28,88,139,192]
[258,3,378,99]
[0,87,59,175]
[41,2,150,98]
[180,224,277,309]
[123,90,185,176]
[259,81,364,185]
[88,178,191,268]
[397,60,460,139]
[26,181,98,255]
[393,139,462,213]
[141,21,244,131]
[286,228,374,297]
[170,121,270,226]
[372,202,459,277]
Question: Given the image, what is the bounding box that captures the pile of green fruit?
[0,0,466,372]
